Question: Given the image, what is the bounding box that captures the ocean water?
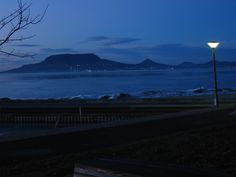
[0,68,236,99]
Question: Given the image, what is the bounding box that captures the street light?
[207,41,220,108]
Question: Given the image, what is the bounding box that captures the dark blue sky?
[1,0,236,70]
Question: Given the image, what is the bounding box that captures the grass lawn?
[99,123,236,175]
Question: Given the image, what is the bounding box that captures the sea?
[0,68,235,99]
[0,68,236,138]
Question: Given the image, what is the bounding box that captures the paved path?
[80,158,235,177]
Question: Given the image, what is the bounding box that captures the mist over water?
[0,68,235,99]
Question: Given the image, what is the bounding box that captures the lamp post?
[207,41,220,108]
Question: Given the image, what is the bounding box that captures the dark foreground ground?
[0,102,235,176]
[0,93,235,176]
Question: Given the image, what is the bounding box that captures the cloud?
[140,44,236,61]
[85,36,141,46]
[87,36,110,42]
[103,38,141,46]
[11,44,41,47]
[98,44,236,64]
[136,44,209,59]
[40,48,78,54]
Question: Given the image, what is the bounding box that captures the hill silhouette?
[3,53,236,73]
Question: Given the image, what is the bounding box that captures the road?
[78,158,235,177]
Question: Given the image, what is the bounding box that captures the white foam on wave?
[69,87,236,100]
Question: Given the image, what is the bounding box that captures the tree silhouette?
[0,0,47,57]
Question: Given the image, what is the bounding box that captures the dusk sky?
[1,0,236,71]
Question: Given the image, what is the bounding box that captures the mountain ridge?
[2,53,236,73]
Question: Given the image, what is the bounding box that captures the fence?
[0,104,203,128]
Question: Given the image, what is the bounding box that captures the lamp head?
[208,41,220,49]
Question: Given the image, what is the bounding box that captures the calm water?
[0,68,236,99]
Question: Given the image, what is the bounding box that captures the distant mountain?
[134,59,170,69]
[3,54,172,73]
[2,53,236,73]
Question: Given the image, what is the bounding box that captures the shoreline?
[0,87,235,101]
[0,92,235,105]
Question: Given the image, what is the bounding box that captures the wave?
[96,87,236,99]
[1,87,236,100]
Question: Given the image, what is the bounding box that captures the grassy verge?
[2,123,236,177]
[99,123,236,175]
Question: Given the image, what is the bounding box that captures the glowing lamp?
[208,41,220,49]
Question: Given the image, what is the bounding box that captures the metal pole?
[79,106,82,118]
[212,48,219,108]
